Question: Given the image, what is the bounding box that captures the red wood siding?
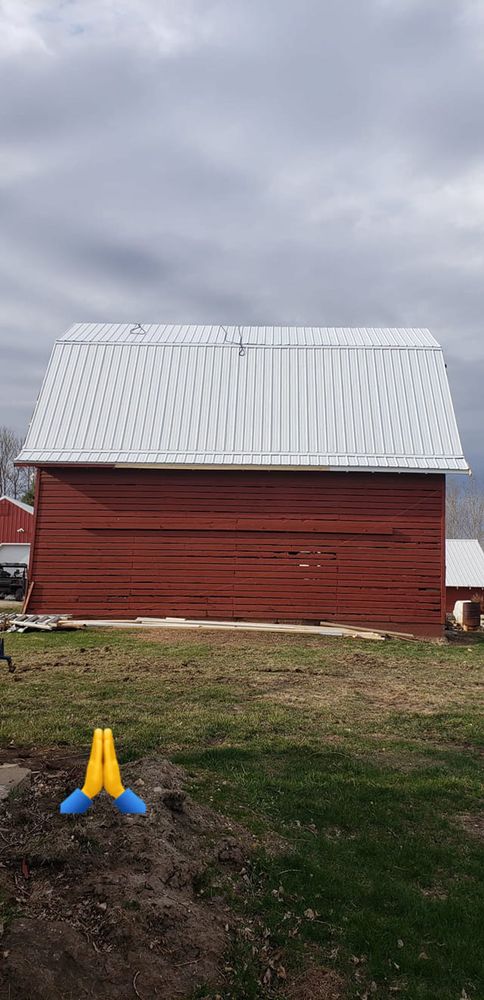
[446,587,484,613]
[28,468,446,635]
[0,497,34,544]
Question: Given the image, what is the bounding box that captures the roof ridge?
[58,324,438,349]
[56,340,441,350]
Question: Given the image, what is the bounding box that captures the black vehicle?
[0,563,28,602]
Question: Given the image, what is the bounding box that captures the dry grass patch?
[255,648,482,719]
[455,812,484,840]
[135,627,484,724]
[285,964,346,999]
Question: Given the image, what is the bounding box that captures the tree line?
[0,425,35,504]
[446,479,484,547]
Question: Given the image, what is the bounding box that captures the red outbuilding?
[0,495,34,544]
[17,325,469,636]
[0,495,34,568]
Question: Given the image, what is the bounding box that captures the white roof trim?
[0,495,34,514]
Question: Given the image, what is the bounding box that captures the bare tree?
[0,425,34,501]
[446,478,484,546]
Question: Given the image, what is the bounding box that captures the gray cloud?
[0,0,483,479]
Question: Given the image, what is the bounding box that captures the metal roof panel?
[446,539,484,587]
[17,326,468,472]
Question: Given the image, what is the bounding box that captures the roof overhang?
[15,459,470,475]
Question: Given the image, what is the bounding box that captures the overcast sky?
[1,0,483,477]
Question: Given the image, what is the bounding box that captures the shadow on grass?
[177,744,484,1000]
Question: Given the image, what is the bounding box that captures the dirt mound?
[0,755,255,999]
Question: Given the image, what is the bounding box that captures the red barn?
[0,495,34,565]
[17,325,468,636]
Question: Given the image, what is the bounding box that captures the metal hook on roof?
[220,325,246,357]
[129,323,147,335]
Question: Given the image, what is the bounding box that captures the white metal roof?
[446,539,484,587]
[17,325,469,472]
[59,323,440,348]
[0,495,34,514]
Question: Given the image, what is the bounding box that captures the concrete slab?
[0,764,31,802]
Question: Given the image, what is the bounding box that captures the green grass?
[1,627,483,999]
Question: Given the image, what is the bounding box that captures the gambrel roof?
[17,325,468,473]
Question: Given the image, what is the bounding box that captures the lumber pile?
[0,613,84,633]
[133,616,386,639]
[51,616,379,639]
[1,613,416,641]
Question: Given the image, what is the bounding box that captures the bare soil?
[0,600,22,615]
[0,753,260,999]
[455,812,484,841]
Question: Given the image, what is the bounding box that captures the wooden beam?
[319,619,415,639]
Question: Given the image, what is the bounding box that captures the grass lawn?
[1,627,483,999]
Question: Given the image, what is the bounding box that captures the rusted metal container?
[462,601,481,631]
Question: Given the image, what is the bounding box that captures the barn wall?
[28,468,446,635]
[0,498,34,544]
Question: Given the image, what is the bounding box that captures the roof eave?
[15,457,470,474]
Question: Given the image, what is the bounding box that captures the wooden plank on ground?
[319,619,415,638]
